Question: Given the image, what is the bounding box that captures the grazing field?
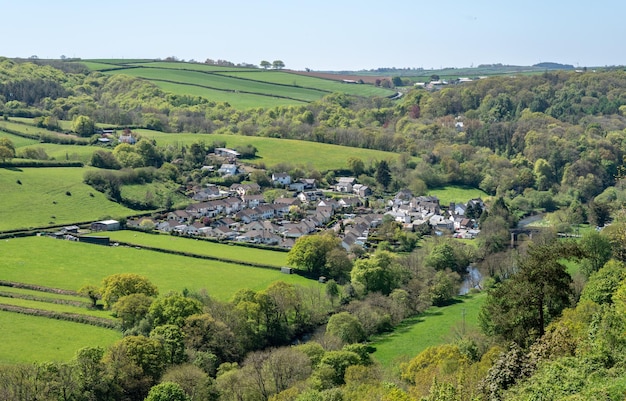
[107,230,289,267]
[84,59,394,108]
[150,80,304,108]
[0,296,114,320]
[217,71,394,97]
[130,61,259,72]
[0,130,39,148]
[0,311,121,364]
[0,286,87,303]
[135,129,403,171]
[371,293,486,371]
[17,142,100,163]
[427,186,489,205]
[0,167,136,231]
[0,236,316,300]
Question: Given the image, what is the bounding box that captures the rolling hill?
[79,59,396,108]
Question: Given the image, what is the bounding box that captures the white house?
[218,164,238,176]
[272,172,292,186]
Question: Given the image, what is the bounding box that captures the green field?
[0,310,121,364]
[82,59,394,108]
[0,236,316,300]
[0,296,114,320]
[0,286,86,303]
[217,71,393,97]
[0,167,136,231]
[103,67,327,102]
[150,80,304,108]
[427,186,489,205]
[18,142,100,163]
[135,130,403,171]
[107,230,289,267]
[371,293,486,371]
[130,61,260,72]
[0,130,39,148]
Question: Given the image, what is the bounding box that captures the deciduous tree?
[100,273,158,310]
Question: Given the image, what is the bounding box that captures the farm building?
[215,148,241,158]
[90,219,120,231]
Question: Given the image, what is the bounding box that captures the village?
[112,148,486,251]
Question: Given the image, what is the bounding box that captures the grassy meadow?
[371,293,486,372]
[0,130,39,148]
[107,230,289,267]
[217,71,394,97]
[427,186,489,205]
[0,296,115,320]
[82,59,394,108]
[0,167,136,231]
[135,129,403,171]
[0,311,121,364]
[0,236,316,301]
[103,67,328,101]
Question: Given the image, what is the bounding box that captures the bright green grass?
[0,286,87,303]
[104,68,326,102]
[79,61,125,71]
[134,130,402,171]
[0,130,39,148]
[217,71,395,97]
[131,61,259,72]
[17,143,100,163]
[0,236,317,301]
[85,59,154,64]
[150,80,304,108]
[107,230,289,267]
[0,167,136,231]
[0,296,114,320]
[0,310,121,364]
[427,186,489,206]
[371,293,486,371]
[0,120,80,141]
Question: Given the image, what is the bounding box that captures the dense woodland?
[3,58,626,400]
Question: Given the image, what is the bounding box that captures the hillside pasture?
[149,80,304,108]
[106,230,289,267]
[0,130,39,148]
[17,142,100,163]
[103,67,327,102]
[0,296,115,320]
[0,311,121,364]
[130,61,259,72]
[371,293,486,371]
[217,71,395,97]
[427,186,489,205]
[89,60,395,108]
[0,167,136,231]
[0,236,317,301]
[135,130,403,171]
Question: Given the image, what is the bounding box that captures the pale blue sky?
[3,0,624,71]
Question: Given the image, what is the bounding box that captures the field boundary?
[0,303,119,329]
[115,240,284,271]
[0,291,89,308]
[0,280,79,296]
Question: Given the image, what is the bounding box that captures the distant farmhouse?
[90,219,120,231]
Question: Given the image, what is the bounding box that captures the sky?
[2,0,625,71]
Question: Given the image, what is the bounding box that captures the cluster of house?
[385,191,483,238]
[126,177,382,250]
[124,171,485,250]
[96,128,137,145]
